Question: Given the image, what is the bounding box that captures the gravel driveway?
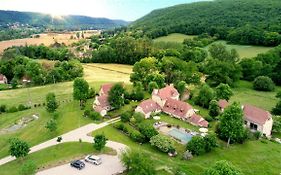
[37,154,125,175]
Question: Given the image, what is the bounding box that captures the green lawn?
[205,40,273,59]
[231,80,280,111]
[93,124,281,175]
[0,101,95,159]
[0,142,116,175]
[153,33,196,43]
[153,33,273,58]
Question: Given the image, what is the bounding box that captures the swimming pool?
[168,128,193,144]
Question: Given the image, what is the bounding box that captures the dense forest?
[0,10,128,30]
[131,0,281,46]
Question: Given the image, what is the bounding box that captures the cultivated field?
[154,33,273,58]
[0,30,99,53]
[153,33,196,43]
[0,63,132,107]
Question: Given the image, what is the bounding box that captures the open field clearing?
[231,81,281,111]
[205,40,273,58]
[0,63,132,107]
[153,33,196,43]
[154,33,273,58]
[0,30,98,53]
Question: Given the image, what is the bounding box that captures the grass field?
[205,40,273,58]
[0,142,116,175]
[0,31,98,54]
[0,63,132,107]
[0,100,97,159]
[153,33,196,43]
[153,33,273,58]
[93,123,281,175]
[231,81,280,111]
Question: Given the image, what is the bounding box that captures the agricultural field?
[0,63,132,107]
[0,30,99,53]
[153,33,196,43]
[153,33,273,58]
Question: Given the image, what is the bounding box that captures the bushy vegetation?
[204,160,243,175]
[131,0,281,46]
[0,56,83,86]
[253,76,275,91]
[150,134,174,153]
[186,135,217,156]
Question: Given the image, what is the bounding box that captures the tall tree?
[215,83,233,101]
[45,93,58,113]
[217,102,246,146]
[108,83,125,109]
[209,100,220,117]
[121,150,156,175]
[93,134,107,151]
[9,138,30,159]
[73,78,89,108]
[194,84,214,108]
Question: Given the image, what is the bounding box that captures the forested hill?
[131,0,281,46]
[0,10,128,30]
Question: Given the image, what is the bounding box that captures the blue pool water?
[168,128,193,144]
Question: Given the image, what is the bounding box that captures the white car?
[85,155,102,165]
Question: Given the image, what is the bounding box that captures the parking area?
[36,154,125,175]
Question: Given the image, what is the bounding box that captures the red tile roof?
[243,104,271,125]
[218,99,229,109]
[94,105,104,113]
[138,99,161,114]
[100,84,113,95]
[189,114,209,128]
[97,95,110,108]
[163,98,193,118]
[154,85,179,100]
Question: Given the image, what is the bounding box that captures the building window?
[250,123,258,130]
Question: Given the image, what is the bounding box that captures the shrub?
[0,104,7,113]
[148,81,158,93]
[253,76,275,91]
[53,112,59,120]
[7,106,18,113]
[203,160,242,175]
[132,112,145,124]
[89,111,102,121]
[129,130,145,143]
[121,112,132,122]
[182,150,193,160]
[84,109,91,117]
[93,134,107,151]
[150,134,174,153]
[186,136,205,156]
[88,87,96,99]
[19,160,37,175]
[138,122,158,142]
[18,104,28,111]
[209,100,220,117]
[254,131,262,140]
[203,134,217,152]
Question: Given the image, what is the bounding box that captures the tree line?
[131,0,281,46]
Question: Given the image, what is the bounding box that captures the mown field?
[0,63,132,107]
[153,33,196,43]
[0,30,99,53]
[0,142,116,175]
[154,33,273,58]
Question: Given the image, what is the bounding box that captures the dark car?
[70,160,85,170]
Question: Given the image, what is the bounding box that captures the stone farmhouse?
[93,84,113,116]
[136,85,209,128]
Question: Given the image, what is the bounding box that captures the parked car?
[70,160,85,170]
[85,155,102,165]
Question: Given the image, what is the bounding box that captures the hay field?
[0,30,99,53]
